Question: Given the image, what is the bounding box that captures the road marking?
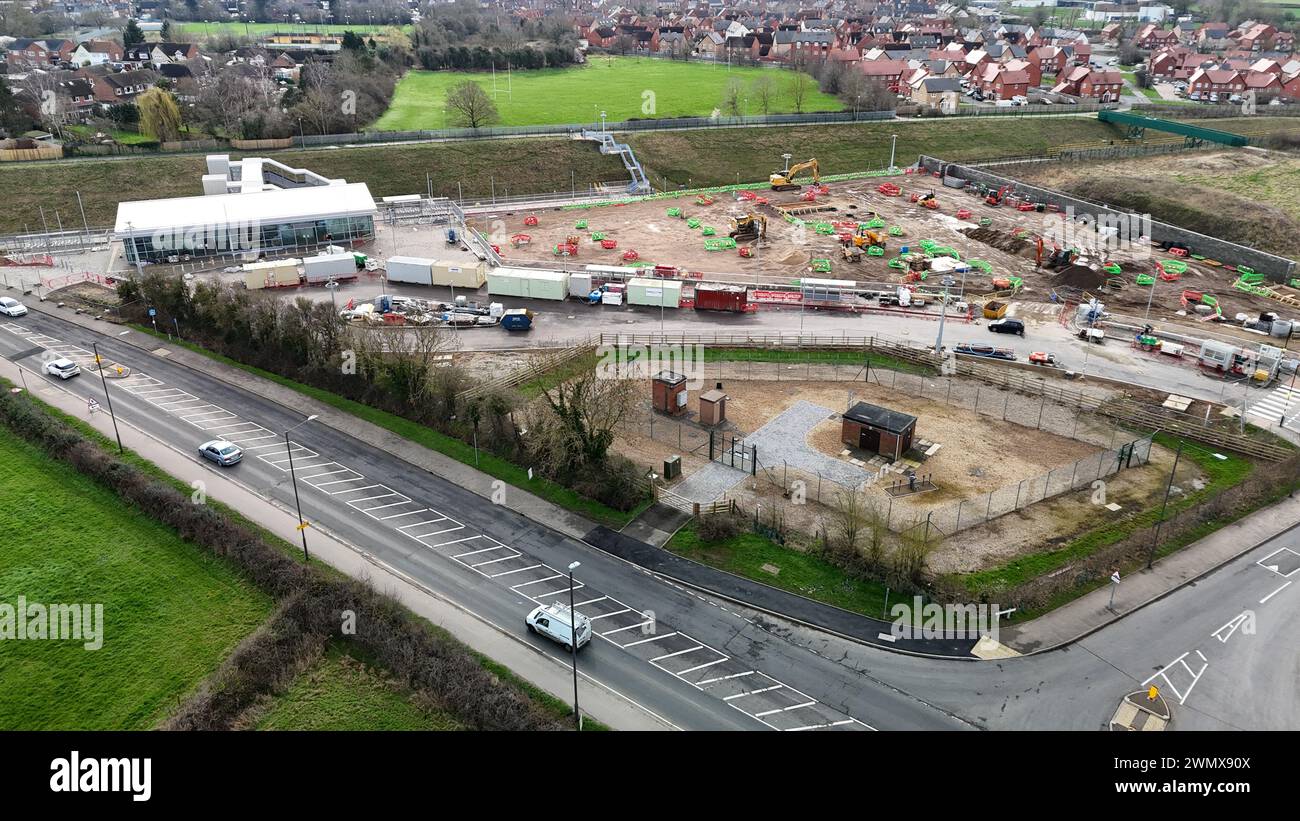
[724,684,783,701]
[600,621,654,636]
[588,608,631,620]
[678,658,728,676]
[509,573,564,587]
[429,534,481,548]
[1260,581,1291,604]
[650,646,705,663]
[755,701,817,717]
[623,632,678,648]
[488,565,542,578]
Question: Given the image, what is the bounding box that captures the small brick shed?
[841,402,917,461]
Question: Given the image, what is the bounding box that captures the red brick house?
[1282,72,1300,99]
[1004,58,1040,88]
[859,58,909,92]
[1187,67,1245,96]
[6,38,75,69]
[1236,23,1277,52]
[1134,25,1178,50]
[88,68,159,104]
[1053,66,1123,100]
[975,63,1029,100]
[1029,45,1068,78]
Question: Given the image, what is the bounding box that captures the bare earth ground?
[607,371,1161,572]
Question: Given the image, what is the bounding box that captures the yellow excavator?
[729,213,767,241]
[770,158,820,191]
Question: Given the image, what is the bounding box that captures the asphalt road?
[4,309,1295,731]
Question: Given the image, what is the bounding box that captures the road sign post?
[1107,570,1120,611]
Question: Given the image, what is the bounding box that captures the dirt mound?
[1053,263,1105,291]
[960,226,1032,256]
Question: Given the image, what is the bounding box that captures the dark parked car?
[988,318,1025,336]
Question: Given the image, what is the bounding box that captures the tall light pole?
[325,278,338,313]
[91,341,123,454]
[934,275,955,354]
[889,134,898,171]
[567,560,582,731]
[284,414,319,562]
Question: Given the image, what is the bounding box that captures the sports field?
[175,21,410,39]
[0,427,272,730]
[372,57,842,130]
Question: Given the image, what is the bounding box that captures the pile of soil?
[1053,263,1105,291]
[960,226,1033,256]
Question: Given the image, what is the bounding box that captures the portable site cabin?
[303,252,358,282]
[841,402,917,461]
[568,272,594,298]
[487,267,568,300]
[385,256,435,285]
[431,259,487,289]
[627,277,682,308]
[242,258,301,290]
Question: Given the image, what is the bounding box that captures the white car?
[44,358,81,379]
[0,296,27,317]
[525,602,591,652]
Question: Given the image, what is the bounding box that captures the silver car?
[44,358,81,380]
[0,296,27,317]
[198,439,243,466]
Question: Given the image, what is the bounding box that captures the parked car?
[1208,92,1219,103]
[0,297,27,317]
[44,358,80,379]
[1189,93,1201,101]
[1228,94,1243,104]
[1011,95,1028,106]
[198,439,244,467]
[988,318,1026,336]
[525,602,591,652]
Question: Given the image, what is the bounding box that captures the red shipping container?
[693,284,749,312]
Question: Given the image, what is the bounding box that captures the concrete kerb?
[29,303,1293,664]
[0,352,674,731]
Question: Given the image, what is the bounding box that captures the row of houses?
[1147,46,1300,98]
[1129,21,1295,53]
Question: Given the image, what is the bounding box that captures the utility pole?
[934,275,955,354]
[1147,439,1184,569]
[567,561,582,730]
[91,342,123,454]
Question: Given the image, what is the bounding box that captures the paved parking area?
[1,319,872,732]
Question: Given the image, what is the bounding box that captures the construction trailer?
[431,259,487,288]
[385,256,435,285]
[302,252,358,283]
[486,267,568,300]
[627,277,682,308]
[241,258,301,290]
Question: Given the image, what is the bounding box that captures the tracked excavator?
[770,158,821,191]
[729,213,768,241]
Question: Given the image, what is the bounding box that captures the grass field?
[257,642,461,730]
[0,426,272,730]
[176,21,410,39]
[373,58,842,130]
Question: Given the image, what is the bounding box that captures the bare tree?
[750,74,776,114]
[889,518,937,588]
[721,77,744,117]
[527,370,637,478]
[789,71,811,113]
[445,80,499,129]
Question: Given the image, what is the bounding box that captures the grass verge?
[666,522,893,617]
[701,346,933,375]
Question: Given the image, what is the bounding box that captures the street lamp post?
[889,134,898,171]
[567,560,582,730]
[284,414,319,562]
[325,278,338,313]
[91,341,123,454]
[934,275,955,354]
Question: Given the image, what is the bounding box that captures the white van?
[526,602,592,652]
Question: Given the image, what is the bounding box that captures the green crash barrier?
[1137,334,1159,347]
[812,259,832,272]
[1191,254,1206,261]
[968,259,993,273]
[1136,274,1155,286]
[701,226,716,236]
[815,223,836,235]
[667,208,682,217]
[687,218,702,229]
[867,246,885,256]
[979,218,992,227]
[704,238,736,250]
[1103,262,1122,275]
[1009,277,1023,290]
[1237,266,1255,277]
[1290,279,1300,289]
[575,220,588,229]
[931,246,960,259]
[1161,259,1188,274]
[888,257,906,269]
[919,239,938,252]
[888,226,904,236]
[864,218,885,229]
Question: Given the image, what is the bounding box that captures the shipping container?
[501,308,535,331]
[693,284,748,312]
[627,277,682,308]
[431,259,487,289]
[303,253,358,282]
[385,256,435,285]
[486,267,568,300]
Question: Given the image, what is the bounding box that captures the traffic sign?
[296,522,310,531]
[148,308,156,317]
[1111,571,1121,584]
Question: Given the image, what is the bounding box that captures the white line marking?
[1260,581,1291,604]
[723,685,783,701]
[678,658,728,676]
[508,573,564,586]
[650,646,705,663]
[754,701,817,718]
[588,608,631,620]
[488,565,544,578]
[600,621,654,636]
